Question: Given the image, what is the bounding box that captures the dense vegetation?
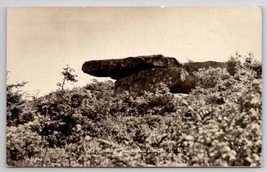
[6,54,262,167]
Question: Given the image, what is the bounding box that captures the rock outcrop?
[82,54,227,94]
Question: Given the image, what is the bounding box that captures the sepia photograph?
[6,6,262,167]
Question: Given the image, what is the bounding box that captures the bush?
[7,124,42,166]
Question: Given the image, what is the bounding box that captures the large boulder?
[115,67,195,94]
[82,54,182,79]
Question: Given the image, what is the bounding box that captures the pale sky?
[7,7,262,96]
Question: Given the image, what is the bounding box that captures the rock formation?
[82,54,228,94]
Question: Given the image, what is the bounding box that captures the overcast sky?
[7,6,262,96]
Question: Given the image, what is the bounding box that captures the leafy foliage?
[6,54,262,167]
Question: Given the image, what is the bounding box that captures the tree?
[57,65,78,90]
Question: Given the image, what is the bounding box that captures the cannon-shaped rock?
[82,54,182,79]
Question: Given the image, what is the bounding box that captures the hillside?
[6,57,262,167]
